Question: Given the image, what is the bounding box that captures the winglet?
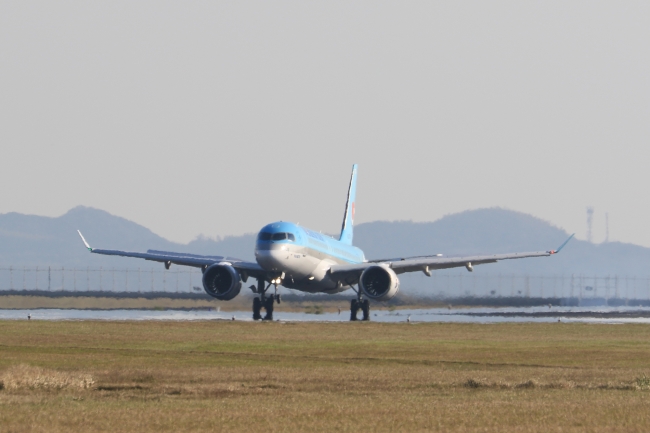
[77,230,92,251]
[549,233,574,254]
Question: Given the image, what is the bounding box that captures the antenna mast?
[605,212,609,243]
[586,207,594,243]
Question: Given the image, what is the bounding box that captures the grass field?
[1,321,650,432]
[0,295,245,311]
[0,295,399,312]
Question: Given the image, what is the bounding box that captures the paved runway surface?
[3,306,650,323]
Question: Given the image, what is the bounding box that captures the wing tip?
[77,230,92,251]
[549,233,575,254]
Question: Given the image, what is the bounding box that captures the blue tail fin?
[339,164,358,245]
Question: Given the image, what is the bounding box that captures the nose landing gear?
[252,278,282,321]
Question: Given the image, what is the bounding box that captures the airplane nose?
[255,246,289,271]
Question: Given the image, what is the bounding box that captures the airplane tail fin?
[339,164,358,245]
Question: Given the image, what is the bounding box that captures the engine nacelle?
[202,263,242,300]
[359,265,400,301]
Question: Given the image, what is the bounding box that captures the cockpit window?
[261,232,295,241]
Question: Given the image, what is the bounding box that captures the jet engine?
[202,263,242,300]
[359,265,400,301]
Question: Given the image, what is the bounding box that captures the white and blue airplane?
[77,164,573,320]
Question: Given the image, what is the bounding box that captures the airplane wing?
[77,231,267,279]
[329,234,574,281]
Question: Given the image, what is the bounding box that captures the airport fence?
[400,272,650,306]
[0,266,648,304]
[0,266,205,294]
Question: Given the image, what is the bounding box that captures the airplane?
[77,164,574,321]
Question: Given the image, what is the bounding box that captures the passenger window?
[287,233,296,241]
[258,232,272,241]
[271,232,287,241]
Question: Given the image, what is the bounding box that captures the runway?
[3,306,650,324]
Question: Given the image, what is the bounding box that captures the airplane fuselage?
[254,221,365,293]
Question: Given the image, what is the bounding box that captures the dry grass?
[0,295,349,312]
[1,321,650,432]
[0,295,233,311]
[0,364,94,391]
[0,295,442,312]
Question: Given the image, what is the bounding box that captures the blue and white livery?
[77,164,573,320]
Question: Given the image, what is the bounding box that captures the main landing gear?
[350,289,370,321]
[252,278,281,321]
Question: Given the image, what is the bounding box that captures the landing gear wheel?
[350,299,359,321]
[253,297,262,321]
[276,294,281,304]
[263,296,275,321]
[361,299,370,321]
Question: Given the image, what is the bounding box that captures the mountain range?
[1,206,648,279]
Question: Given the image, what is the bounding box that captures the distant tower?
[605,212,609,243]
[586,207,594,243]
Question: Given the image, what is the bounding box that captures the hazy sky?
[1,1,649,246]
